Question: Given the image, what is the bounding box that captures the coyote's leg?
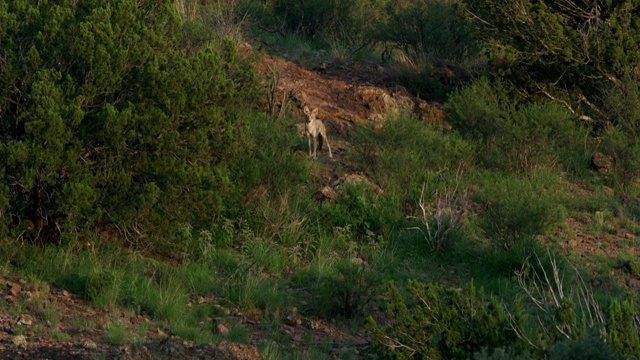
[313,135,318,159]
[324,134,333,158]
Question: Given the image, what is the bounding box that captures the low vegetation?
[1,0,640,358]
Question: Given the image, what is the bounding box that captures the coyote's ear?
[312,108,318,116]
[304,106,310,115]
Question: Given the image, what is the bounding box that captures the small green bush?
[548,333,623,360]
[379,0,478,64]
[367,280,520,360]
[600,77,640,192]
[270,0,385,50]
[312,183,401,241]
[607,292,640,357]
[295,259,379,318]
[474,172,565,250]
[446,78,585,174]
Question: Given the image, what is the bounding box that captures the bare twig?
[407,165,469,251]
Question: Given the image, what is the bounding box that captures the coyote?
[304,106,333,159]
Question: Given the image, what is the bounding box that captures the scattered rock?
[284,312,302,327]
[213,341,264,360]
[214,304,232,316]
[591,151,612,174]
[12,335,27,348]
[216,323,229,336]
[313,186,337,201]
[289,89,308,105]
[17,315,33,327]
[83,340,98,350]
[627,278,640,291]
[8,282,22,296]
[324,116,350,136]
[334,173,382,193]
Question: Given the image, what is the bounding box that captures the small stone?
[9,283,21,296]
[83,340,98,350]
[284,314,302,327]
[216,323,229,336]
[214,304,231,316]
[281,325,294,336]
[17,315,33,327]
[591,151,612,174]
[626,232,635,239]
[313,186,337,201]
[12,335,27,348]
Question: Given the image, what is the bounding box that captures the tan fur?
[304,106,333,159]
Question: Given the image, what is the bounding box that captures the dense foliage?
[465,0,640,119]
[0,0,256,247]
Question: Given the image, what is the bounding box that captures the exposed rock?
[8,282,21,296]
[285,314,302,327]
[17,315,33,327]
[334,173,382,193]
[591,151,612,174]
[627,278,640,291]
[83,340,98,350]
[216,323,229,336]
[313,186,338,201]
[12,335,27,348]
[417,101,451,130]
[289,89,308,105]
[213,341,263,360]
[285,308,302,327]
[324,116,350,136]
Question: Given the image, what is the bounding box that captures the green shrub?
[226,112,310,214]
[599,78,640,192]
[292,259,379,318]
[446,78,585,174]
[379,0,478,64]
[474,172,565,250]
[270,0,385,50]
[548,333,624,360]
[466,0,640,119]
[474,347,533,360]
[0,1,256,248]
[607,292,640,357]
[367,280,520,360]
[445,78,515,142]
[312,183,401,241]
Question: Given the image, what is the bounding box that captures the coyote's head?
[304,106,318,123]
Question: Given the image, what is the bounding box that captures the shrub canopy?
[0,0,256,247]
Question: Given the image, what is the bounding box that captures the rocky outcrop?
[591,151,612,174]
